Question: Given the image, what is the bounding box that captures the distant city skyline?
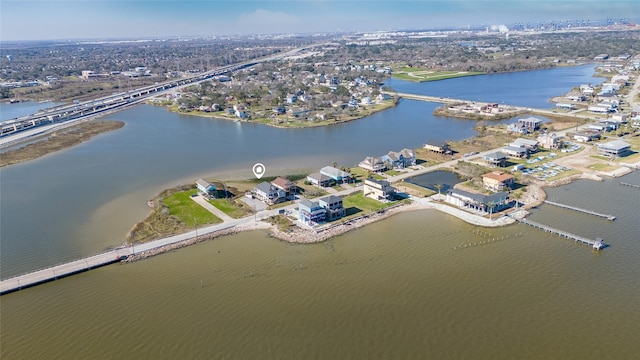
[1,0,639,41]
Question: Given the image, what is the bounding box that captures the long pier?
[0,249,132,295]
[511,216,605,250]
[543,200,616,220]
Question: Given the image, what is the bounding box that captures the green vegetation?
[127,186,222,244]
[395,182,436,197]
[588,163,617,172]
[342,192,399,214]
[265,215,296,232]
[0,120,125,168]
[393,67,483,82]
[349,167,385,182]
[163,189,222,225]
[209,198,253,219]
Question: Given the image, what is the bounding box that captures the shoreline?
[153,99,398,130]
[0,120,125,167]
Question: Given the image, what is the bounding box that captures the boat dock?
[510,216,605,250]
[0,249,131,295]
[543,200,616,220]
[620,182,640,189]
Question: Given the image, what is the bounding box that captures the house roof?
[360,156,384,167]
[512,138,538,146]
[365,178,391,187]
[482,171,514,183]
[518,117,543,124]
[272,177,294,190]
[196,178,215,190]
[449,188,508,204]
[319,195,343,204]
[307,172,332,182]
[255,181,275,194]
[503,145,528,154]
[484,152,507,160]
[320,166,351,179]
[599,140,630,151]
[299,199,320,209]
[400,148,415,158]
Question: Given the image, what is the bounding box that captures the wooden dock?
[543,200,616,220]
[0,248,131,295]
[511,216,605,250]
[620,182,640,189]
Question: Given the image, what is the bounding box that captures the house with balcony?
[511,138,538,153]
[364,178,395,201]
[598,140,631,158]
[298,199,326,224]
[254,182,286,205]
[482,171,515,192]
[320,166,352,184]
[196,178,217,198]
[271,177,296,199]
[381,149,416,169]
[359,156,386,172]
[423,141,450,154]
[307,172,334,187]
[483,152,507,167]
[319,195,346,221]
[445,189,511,215]
[517,117,543,132]
[537,133,562,149]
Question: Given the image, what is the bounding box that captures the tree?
[434,183,444,196]
[487,201,496,220]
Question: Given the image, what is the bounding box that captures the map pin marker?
[252,163,265,179]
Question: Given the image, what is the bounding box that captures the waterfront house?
[271,177,296,199]
[254,181,286,205]
[423,141,450,154]
[196,179,217,198]
[298,199,326,224]
[381,149,416,169]
[517,117,543,132]
[319,195,346,221]
[482,171,515,192]
[288,107,309,119]
[359,156,386,172]
[483,152,507,167]
[445,189,510,214]
[320,166,352,183]
[307,172,334,187]
[364,178,395,201]
[598,140,631,158]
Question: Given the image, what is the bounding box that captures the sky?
[1,0,639,41]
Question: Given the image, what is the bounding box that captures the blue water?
[385,64,603,109]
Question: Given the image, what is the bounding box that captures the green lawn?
[163,189,222,225]
[209,198,253,219]
[342,192,399,214]
[588,163,617,172]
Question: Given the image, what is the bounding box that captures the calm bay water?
[2,66,638,359]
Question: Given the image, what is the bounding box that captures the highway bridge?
[0,46,308,142]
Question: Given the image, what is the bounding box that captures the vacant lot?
[393,67,483,82]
